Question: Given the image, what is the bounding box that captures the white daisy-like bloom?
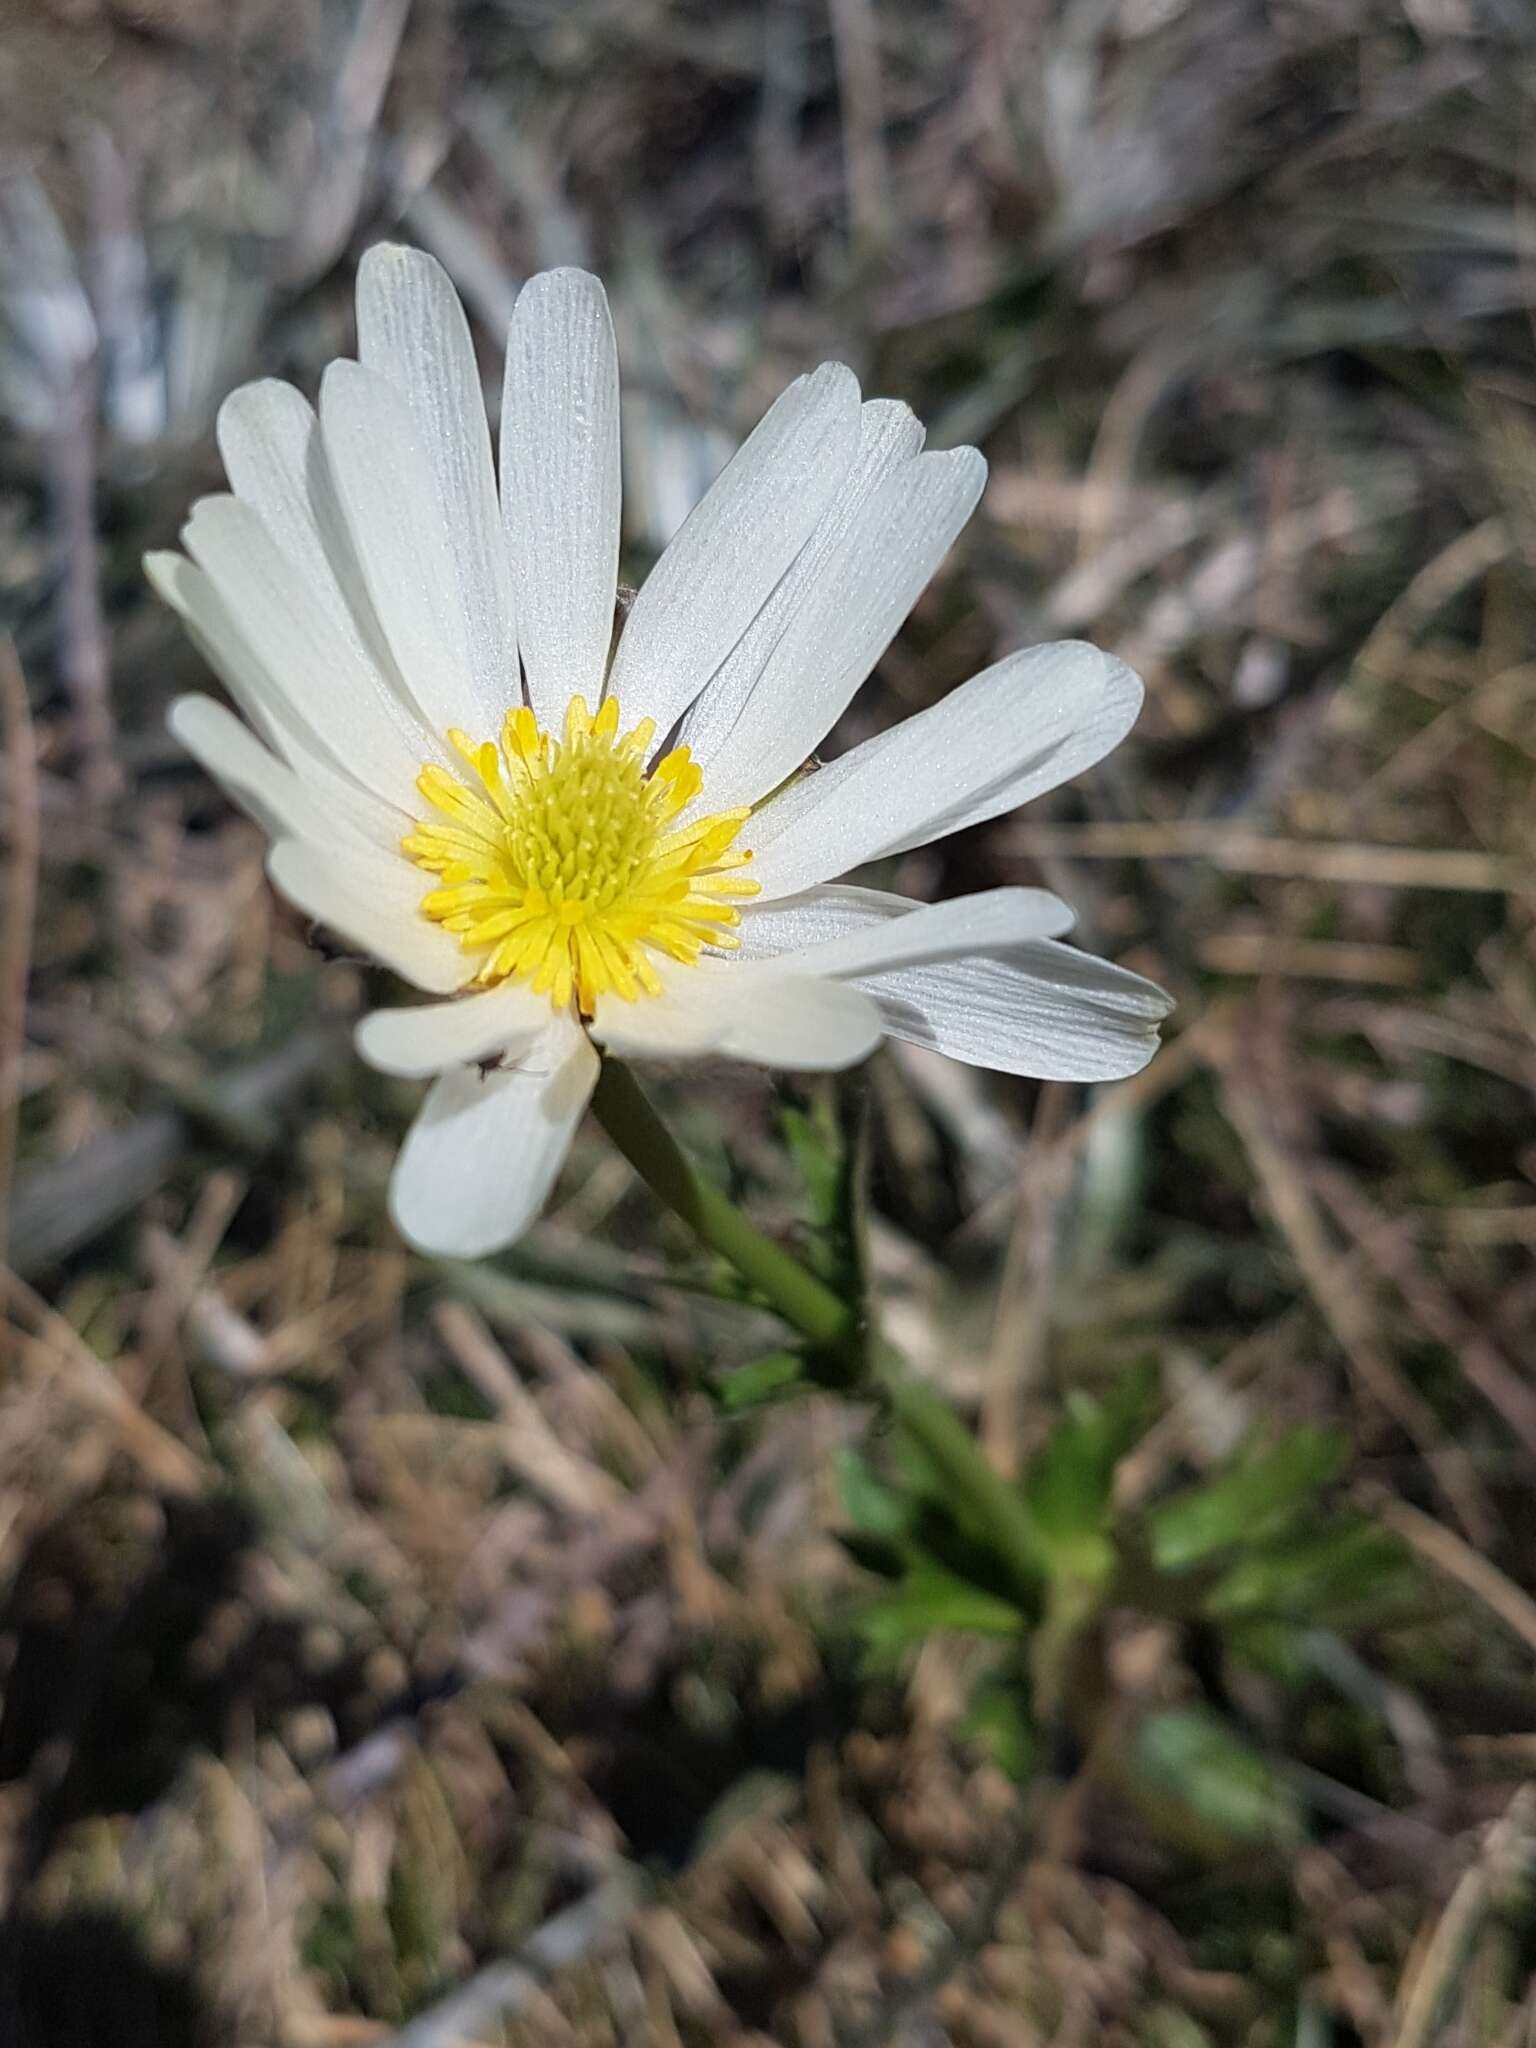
[152,247,1171,1258]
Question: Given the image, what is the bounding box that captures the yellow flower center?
[402,694,758,1013]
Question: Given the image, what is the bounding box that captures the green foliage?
[961,1677,1037,1782]
[838,1437,1041,1640]
[1148,1427,1348,1572]
[1206,1520,1411,1623]
[1023,1369,1156,1586]
[837,1445,915,1543]
[779,1079,866,1309]
[839,1379,1414,1855]
[857,1560,1027,1661]
[885,1380,1050,1598]
[702,1081,873,1408]
[713,1350,809,1411]
[780,1094,846,1244]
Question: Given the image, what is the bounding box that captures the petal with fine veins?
[744,640,1144,901]
[606,361,861,741]
[736,883,1172,1080]
[217,380,386,664]
[676,396,928,781]
[501,267,622,727]
[866,942,1172,1080]
[179,494,433,811]
[321,359,508,738]
[745,885,1074,977]
[356,244,517,728]
[169,694,376,850]
[696,445,986,813]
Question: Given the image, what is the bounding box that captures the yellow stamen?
[403,694,758,1013]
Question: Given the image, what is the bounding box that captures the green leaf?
[962,1676,1036,1783]
[1132,1709,1303,1848]
[1149,1427,1348,1572]
[1025,1370,1154,1581]
[714,1350,806,1411]
[780,1101,843,1231]
[1206,1520,1409,1621]
[857,1560,1026,1658]
[1026,1398,1116,1541]
[775,1079,870,1370]
[837,1448,916,1541]
[838,1445,1042,1626]
[1222,1619,1313,1684]
[888,1379,1048,1601]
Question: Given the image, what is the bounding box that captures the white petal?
[355,981,549,1077]
[590,965,883,1072]
[606,362,861,739]
[148,547,414,850]
[710,975,884,1070]
[179,496,431,811]
[149,548,305,761]
[743,885,1074,977]
[388,1017,597,1256]
[676,397,926,778]
[735,883,1172,1080]
[216,379,394,675]
[867,943,1172,1080]
[355,245,517,728]
[585,988,721,1059]
[744,640,1144,900]
[321,360,507,738]
[696,445,986,812]
[267,839,471,994]
[730,880,899,956]
[169,694,369,848]
[501,268,621,727]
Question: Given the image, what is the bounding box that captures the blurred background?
[3,1,1536,2042]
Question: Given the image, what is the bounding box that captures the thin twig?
[1210,1039,1493,1545]
[1390,1786,1536,2048]
[281,0,413,287]
[0,1264,209,1495]
[1005,821,1514,894]
[1197,934,1422,986]
[0,638,39,1262]
[1352,517,1513,689]
[45,292,118,805]
[836,1807,1037,2048]
[432,1298,625,1515]
[983,1081,1073,1475]
[6,1022,346,1276]
[1362,1488,1536,1664]
[1312,1161,1536,1464]
[829,0,891,255]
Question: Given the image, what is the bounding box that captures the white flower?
[152,246,1170,1258]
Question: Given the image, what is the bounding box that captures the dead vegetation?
[3,0,1536,2042]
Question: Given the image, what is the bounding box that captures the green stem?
[883,1377,1046,1605]
[593,1061,1055,1607]
[591,1057,860,1358]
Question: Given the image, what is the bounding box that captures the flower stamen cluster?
[402,694,758,1012]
